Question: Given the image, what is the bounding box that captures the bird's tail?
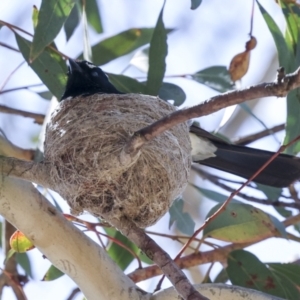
[198,142,300,187]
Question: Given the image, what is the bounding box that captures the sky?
[0,1,299,299]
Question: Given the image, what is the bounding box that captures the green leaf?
[169,198,195,235]
[139,250,153,265]
[16,252,33,278]
[107,229,138,271]
[227,250,300,299]
[38,91,53,100]
[284,88,300,155]
[191,185,238,204]
[269,215,287,238]
[268,3,300,155]
[268,263,300,286]
[191,0,202,10]
[281,3,300,55]
[85,0,102,33]
[257,1,293,71]
[145,1,167,95]
[42,264,65,281]
[256,184,291,218]
[203,202,278,243]
[30,0,76,61]
[158,82,186,106]
[32,5,39,29]
[191,66,234,93]
[64,4,80,41]
[78,28,163,66]
[10,231,34,253]
[5,249,16,263]
[108,74,146,93]
[15,34,67,99]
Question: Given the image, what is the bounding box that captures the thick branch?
[0,175,145,300]
[107,217,209,300]
[0,156,54,189]
[123,67,300,156]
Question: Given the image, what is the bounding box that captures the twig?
[199,169,300,209]
[0,20,70,60]
[175,134,300,263]
[107,217,209,300]
[0,136,34,161]
[0,61,26,91]
[0,42,20,53]
[0,84,44,95]
[233,123,285,145]
[66,287,81,300]
[128,213,300,283]
[122,67,300,157]
[0,105,45,125]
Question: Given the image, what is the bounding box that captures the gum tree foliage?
[1,0,300,299]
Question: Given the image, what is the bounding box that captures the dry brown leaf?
[229,36,257,81]
[246,36,257,51]
[229,51,250,82]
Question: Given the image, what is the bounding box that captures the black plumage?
[61,59,122,101]
[61,59,300,187]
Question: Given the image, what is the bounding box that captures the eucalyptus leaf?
[191,66,233,92]
[191,0,203,10]
[108,74,145,94]
[204,202,278,243]
[15,34,67,99]
[64,4,80,41]
[146,1,167,95]
[159,82,186,106]
[227,250,300,299]
[169,198,195,235]
[78,28,169,66]
[107,230,138,271]
[30,0,75,61]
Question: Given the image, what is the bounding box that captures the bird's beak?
[68,59,82,74]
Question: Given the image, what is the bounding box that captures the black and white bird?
[61,59,300,188]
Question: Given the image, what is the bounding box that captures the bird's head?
[61,59,122,101]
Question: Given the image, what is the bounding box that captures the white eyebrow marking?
[85,62,96,69]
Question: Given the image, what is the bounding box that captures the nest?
[44,94,191,228]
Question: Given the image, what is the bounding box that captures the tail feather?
[198,142,300,187]
[190,125,300,187]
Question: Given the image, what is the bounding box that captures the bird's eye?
[91,71,99,77]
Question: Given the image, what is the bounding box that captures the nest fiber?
[44,94,191,227]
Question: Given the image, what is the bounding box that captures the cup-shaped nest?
[44,94,191,228]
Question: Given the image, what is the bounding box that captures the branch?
[233,123,285,145]
[0,105,45,125]
[122,67,300,157]
[129,213,300,283]
[0,156,53,189]
[196,168,300,209]
[152,283,282,300]
[0,175,145,300]
[0,136,35,161]
[106,217,209,300]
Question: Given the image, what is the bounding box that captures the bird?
[61,59,300,188]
